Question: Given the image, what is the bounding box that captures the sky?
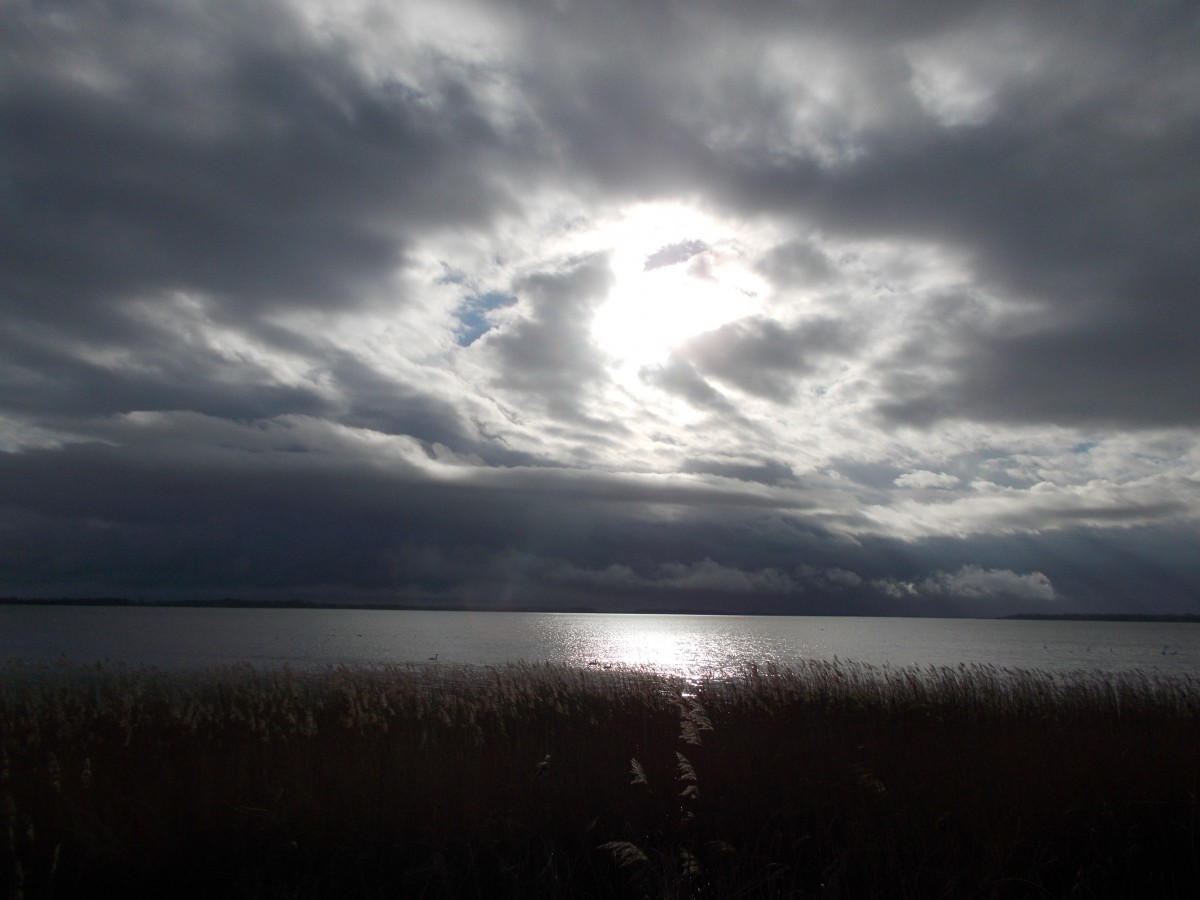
[2,0,1199,616]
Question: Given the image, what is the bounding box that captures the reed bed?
[2,659,1198,898]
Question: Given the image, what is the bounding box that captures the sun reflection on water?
[610,626,690,671]
[568,615,746,681]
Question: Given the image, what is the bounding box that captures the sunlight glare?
[611,626,690,671]
[588,203,766,379]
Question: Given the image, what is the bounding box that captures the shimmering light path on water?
[3,606,1199,680]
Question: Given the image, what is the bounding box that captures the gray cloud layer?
[1,0,1197,613]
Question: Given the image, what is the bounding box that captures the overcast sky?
[2,0,1198,615]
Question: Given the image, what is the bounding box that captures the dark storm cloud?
[638,357,739,416]
[318,354,473,448]
[880,319,1200,429]
[484,254,615,422]
[672,316,856,404]
[2,5,506,317]
[0,311,326,423]
[0,0,1197,614]
[689,5,1200,429]
[680,457,797,487]
[640,311,863,412]
[0,0,532,432]
[507,0,1200,429]
[0,430,1196,613]
[3,433,1194,613]
[0,435,814,600]
[755,239,835,287]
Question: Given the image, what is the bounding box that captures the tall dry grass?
[2,659,1198,898]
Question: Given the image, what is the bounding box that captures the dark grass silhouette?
[3,660,1198,898]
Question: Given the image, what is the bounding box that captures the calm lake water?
[2,605,1198,681]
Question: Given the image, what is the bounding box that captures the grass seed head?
[630,757,649,787]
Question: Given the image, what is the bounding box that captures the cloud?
[669,315,856,403]
[638,358,739,415]
[755,239,836,287]
[543,558,799,595]
[895,470,961,490]
[0,0,1196,614]
[453,291,518,347]
[1,0,522,327]
[871,566,1055,609]
[481,253,615,422]
[920,565,1056,603]
[644,239,709,271]
[680,457,796,486]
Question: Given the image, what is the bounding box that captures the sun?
[587,203,766,380]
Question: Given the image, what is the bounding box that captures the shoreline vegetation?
[3,597,1199,621]
[3,661,1198,898]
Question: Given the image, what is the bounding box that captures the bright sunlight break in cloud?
[1,0,1198,616]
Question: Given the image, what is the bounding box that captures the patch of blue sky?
[454,291,517,346]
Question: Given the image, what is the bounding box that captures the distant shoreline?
[1,597,1197,622]
[999,612,1200,623]
[0,596,597,614]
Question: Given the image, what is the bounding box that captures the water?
[2,605,1198,680]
